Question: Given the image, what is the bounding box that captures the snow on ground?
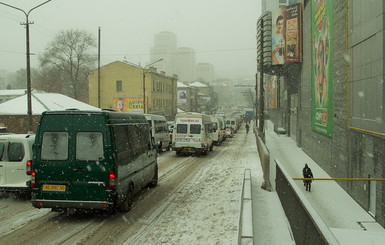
[128,126,294,245]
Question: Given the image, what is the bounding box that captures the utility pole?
[0,0,52,133]
[98,26,101,108]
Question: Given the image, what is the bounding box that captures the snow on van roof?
[0,92,101,115]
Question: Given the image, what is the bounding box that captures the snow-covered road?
[1,127,275,245]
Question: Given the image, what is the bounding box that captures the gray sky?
[0,0,261,79]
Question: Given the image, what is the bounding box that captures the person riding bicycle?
[302,163,313,192]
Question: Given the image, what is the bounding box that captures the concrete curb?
[238,169,254,245]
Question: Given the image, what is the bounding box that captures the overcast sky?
[0,0,261,79]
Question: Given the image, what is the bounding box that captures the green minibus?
[31,110,158,212]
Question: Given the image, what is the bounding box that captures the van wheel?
[148,165,158,188]
[119,185,134,212]
[176,150,181,156]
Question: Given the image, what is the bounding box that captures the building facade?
[150,31,177,76]
[88,61,177,120]
[176,47,196,82]
[195,63,215,83]
[258,0,385,227]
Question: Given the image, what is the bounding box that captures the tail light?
[31,170,36,188]
[108,171,117,190]
[26,160,32,175]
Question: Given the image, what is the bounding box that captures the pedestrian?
[302,163,313,192]
[245,123,250,134]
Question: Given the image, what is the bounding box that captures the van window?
[41,132,69,160]
[155,121,168,133]
[0,143,4,160]
[76,132,104,161]
[177,124,188,134]
[8,142,24,162]
[190,124,201,134]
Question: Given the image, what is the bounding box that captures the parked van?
[0,134,35,194]
[144,114,171,152]
[172,113,214,156]
[210,116,225,145]
[31,110,157,212]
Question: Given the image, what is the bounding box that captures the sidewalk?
[264,120,385,244]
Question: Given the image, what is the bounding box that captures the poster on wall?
[113,97,144,113]
[177,90,187,105]
[311,0,333,137]
[271,3,302,65]
[265,76,278,109]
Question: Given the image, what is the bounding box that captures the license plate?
[42,184,66,191]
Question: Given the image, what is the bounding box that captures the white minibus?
[172,113,213,156]
[144,114,171,152]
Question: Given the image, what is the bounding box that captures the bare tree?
[39,29,96,101]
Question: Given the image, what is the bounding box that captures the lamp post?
[0,0,52,133]
[142,58,163,114]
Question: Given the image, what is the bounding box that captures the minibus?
[172,112,213,156]
[0,134,35,195]
[144,114,171,152]
[31,110,157,212]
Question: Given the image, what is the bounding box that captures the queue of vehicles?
[0,109,244,213]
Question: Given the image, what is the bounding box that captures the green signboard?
[311,0,333,136]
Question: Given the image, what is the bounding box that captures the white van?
[0,134,35,194]
[210,116,225,145]
[144,114,171,152]
[172,113,214,156]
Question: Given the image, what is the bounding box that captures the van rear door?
[35,114,111,203]
[0,142,5,186]
[0,138,29,188]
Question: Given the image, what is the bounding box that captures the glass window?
[190,124,201,134]
[116,80,122,92]
[0,143,4,161]
[76,132,104,161]
[176,124,188,134]
[41,132,69,160]
[8,142,24,162]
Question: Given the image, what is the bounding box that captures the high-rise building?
[176,47,196,82]
[195,63,214,83]
[150,31,177,76]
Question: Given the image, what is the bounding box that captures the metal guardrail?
[276,159,340,245]
[238,169,254,245]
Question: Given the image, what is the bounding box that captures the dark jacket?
[302,164,313,180]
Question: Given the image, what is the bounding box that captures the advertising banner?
[271,3,302,65]
[311,0,333,136]
[113,97,144,113]
[265,76,278,109]
[177,90,187,105]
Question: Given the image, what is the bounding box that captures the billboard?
[271,3,302,65]
[113,97,144,113]
[265,76,278,109]
[311,0,333,136]
[177,90,187,105]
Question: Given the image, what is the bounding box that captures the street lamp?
[142,58,163,113]
[0,0,52,133]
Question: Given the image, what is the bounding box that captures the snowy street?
[0,126,292,245]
